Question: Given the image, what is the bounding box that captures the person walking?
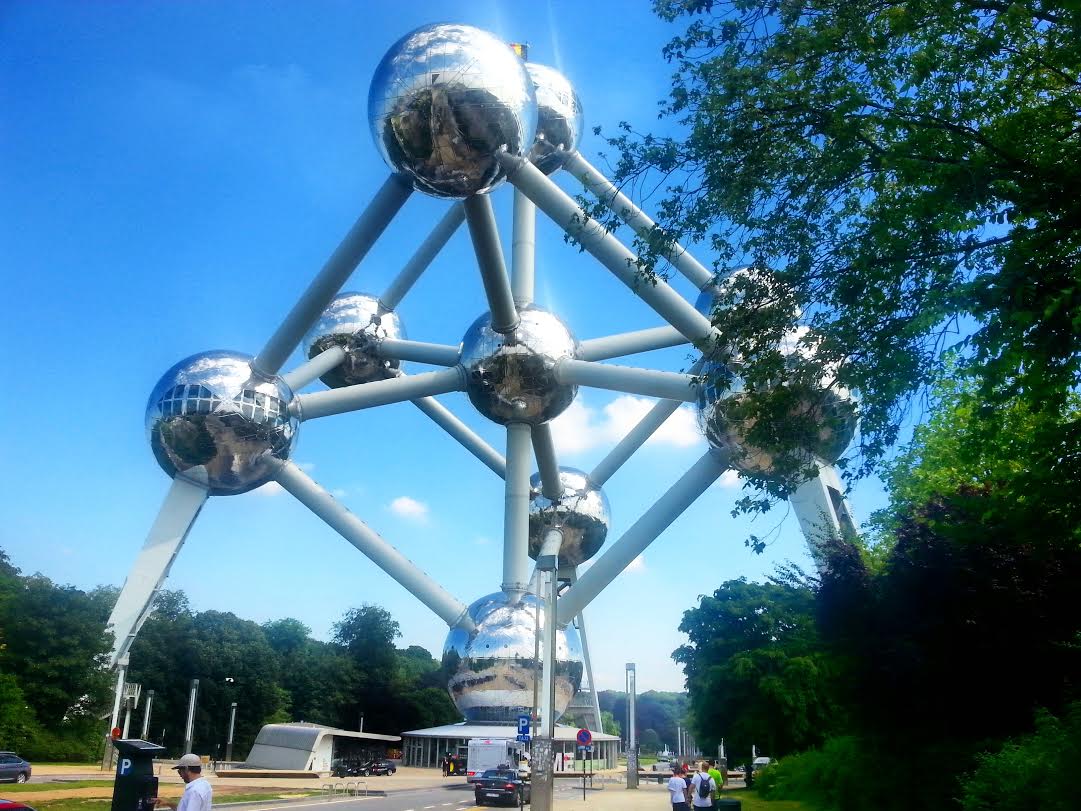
[667,764,690,811]
[706,759,724,806]
[690,761,716,811]
[159,754,211,811]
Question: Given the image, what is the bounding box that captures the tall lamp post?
[225,702,238,762]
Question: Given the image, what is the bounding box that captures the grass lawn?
[1,782,115,793]
[723,789,819,810]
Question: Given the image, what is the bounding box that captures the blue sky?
[0,1,888,695]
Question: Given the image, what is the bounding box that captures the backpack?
[697,774,712,799]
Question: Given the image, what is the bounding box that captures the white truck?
[466,738,528,783]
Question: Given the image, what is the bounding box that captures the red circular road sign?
[576,728,592,746]
[110,727,122,740]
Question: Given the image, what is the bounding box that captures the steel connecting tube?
[291,366,465,420]
[499,153,715,346]
[464,194,519,334]
[274,460,473,630]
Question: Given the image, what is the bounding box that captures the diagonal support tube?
[789,462,856,573]
[563,151,715,290]
[106,477,209,668]
[555,358,698,401]
[464,195,519,333]
[380,203,465,311]
[590,357,706,486]
[280,345,347,391]
[253,175,413,376]
[578,325,690,362]
[501,154,716,345]
[376,338,460,366]
[274,461,472,630]
[503,423,533,596]
[292,366,465,420]
[512,188,536,306]
[557,451,726,624]
[531,422,564,500]
[412,397,506,478]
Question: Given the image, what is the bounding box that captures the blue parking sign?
[517,714,530,735]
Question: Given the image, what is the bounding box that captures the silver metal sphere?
[459,305,579,425]
[146,351,298,496]
[525,63,583,175]
[301,292,406,388]
[528,468,610,566]
[442,591,583,724]
[369,23,538,199]
[695,358,856,477]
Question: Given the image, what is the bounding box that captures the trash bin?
[716,800,742,810]
[111,739,167,811]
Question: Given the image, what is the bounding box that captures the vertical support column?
[102,660,127,770]
[626,664,638,788]
[226,702,237,762]
[512,188,536,306]
[183,678,199,755]
[140,690,155,740]
[503,423,532,597]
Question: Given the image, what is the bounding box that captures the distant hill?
[597,689,688,752]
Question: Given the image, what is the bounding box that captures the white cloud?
[716,469,741,489]
[330,488,347,499]
[549,395,704,455]
[625,554,647,572]
[473,536,492,546]
[252,481,285,497]
[297,461,316,472]
[388,496,429,522]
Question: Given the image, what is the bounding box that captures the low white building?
[401,722,619,770]
[243,723,400,772]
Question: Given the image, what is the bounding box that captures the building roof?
[244,723,401,771]
[402,722,618,742]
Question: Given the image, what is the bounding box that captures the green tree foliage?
[960,702,1081,811]
[675,576,835,759]
[594,0,1081,501]
[639,727,660,752]
[600,710,621,738]
[0,550,113,759]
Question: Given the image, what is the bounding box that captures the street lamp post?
[141,690,155,740]
[626,663,638,788]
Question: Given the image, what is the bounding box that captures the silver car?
[0,753,31,784]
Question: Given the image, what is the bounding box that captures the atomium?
[528,468,609,566]
[696,358,856,477]
[369,23,537,199]
[302,292,406,388]
[525,63,584,175]
[146,351,298,496]
[442,591,583,724]
[108,20,859,741]
[459,305,579,425]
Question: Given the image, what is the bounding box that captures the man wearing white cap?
[160,754,212,811]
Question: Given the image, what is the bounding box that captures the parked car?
[751,757,772,772]
[0,800,37,811]
[360,759,396,776]
[474,768,530,806]
[0,754,31,784]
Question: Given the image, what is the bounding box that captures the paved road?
[236,780,589,811]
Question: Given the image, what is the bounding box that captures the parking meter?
[112,739,166,811]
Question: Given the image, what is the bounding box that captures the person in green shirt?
[707,759,724,807]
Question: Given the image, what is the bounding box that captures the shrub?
[961,703,1081,811]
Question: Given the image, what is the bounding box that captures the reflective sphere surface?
[525,63,583,175]
[442,591,583,724]
[369,23,537,198]
[460,306,578,425]
[528,468,610,565]
[146,351,298,495]
[696,358,856,477]
[302,292,406,388]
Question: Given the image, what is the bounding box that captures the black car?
[0,754,31,784]
[473,768,530,806]
[360,759,396,776]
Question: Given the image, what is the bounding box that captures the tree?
[594,0,1081,502]
[676,576,836,758]
[601,710,621,738]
